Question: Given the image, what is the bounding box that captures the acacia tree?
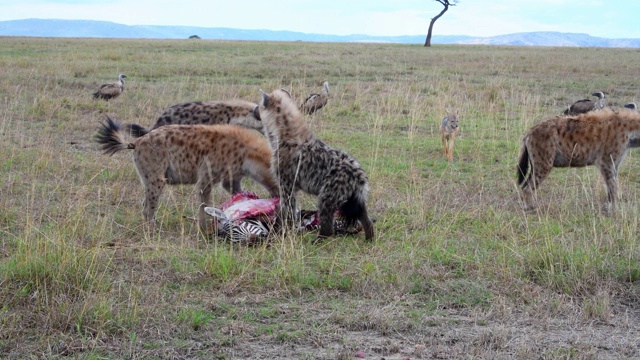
[424,0,458,47]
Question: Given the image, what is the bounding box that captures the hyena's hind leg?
[135,155,168,227]
[196,168,222,233]
[274,177,299,234]
[316,182,374,242]
[518,145,553,211]
[357,206,374,241]
[141,177,165,227]
[316,191,340,240]
[596,162,619,215]
[315,177,366,241]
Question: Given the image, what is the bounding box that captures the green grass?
[1,37,640,358]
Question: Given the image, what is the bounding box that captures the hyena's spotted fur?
[96,117,278,231]
[517,108,640,213]
[127,100,262,137]
[257,89,374,241]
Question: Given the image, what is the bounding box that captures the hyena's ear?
[252,105,261,121]
[259,89,270,108]
[280,88,292,98]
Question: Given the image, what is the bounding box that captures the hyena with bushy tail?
[95,117,278,232]
[257,89,374,241]
[517,108,640,214]
[127,100,262,137]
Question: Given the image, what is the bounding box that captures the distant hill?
[459,31,640,48]
[1,19,639,48]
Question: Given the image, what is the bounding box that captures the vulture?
[625,103,640,148]
[563,91,606,115]
[300,81,330,115]
[593,91,606,110]
[92,74,126,102]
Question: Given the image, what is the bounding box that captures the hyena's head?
[226,100,263,132]
[258,89,309,143]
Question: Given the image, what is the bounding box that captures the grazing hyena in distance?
[127,100,262,138]
[258,89,374,241]
[439,110,459,161]
[95,117,278,231]
[517,108,640,214]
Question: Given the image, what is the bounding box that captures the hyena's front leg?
[221,163,241,194]
[221,177,242,194]
[276,175,299,232]
[196,175,217,233]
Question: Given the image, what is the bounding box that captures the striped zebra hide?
[221,219,270,244]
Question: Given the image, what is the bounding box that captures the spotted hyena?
[439,110,459,161]
[95,117,278,231]
[127,100,262,137]
[257,89,374,241]
[517,108,640,213]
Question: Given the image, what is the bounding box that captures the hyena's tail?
[125,123,150,138]
[517,141,530,187]
[95,116,135,155]
[340,185,375,241]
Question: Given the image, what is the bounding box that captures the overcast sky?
[0,0,638,39]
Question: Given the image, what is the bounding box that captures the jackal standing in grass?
[439,110,459,161]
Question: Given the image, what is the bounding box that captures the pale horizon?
[1,1,638,40]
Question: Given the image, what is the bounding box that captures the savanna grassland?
[1,37,640,359]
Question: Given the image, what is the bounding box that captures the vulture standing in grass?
[627,102,640,148]
[301,81,330,115]
[563,91,606,115]
[593,91,606,110]
[93,74,127,102]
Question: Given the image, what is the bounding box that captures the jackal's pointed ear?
[445,108,450,117]
[259,89,270,108]
[252,105,261,121]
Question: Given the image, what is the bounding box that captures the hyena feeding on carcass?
[126,100,263,137]
[517,108,640,213]
[439,110,459,161]
[257,89,374,241]
[95,117,278,231]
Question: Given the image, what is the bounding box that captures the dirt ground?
[225,302,640,359]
